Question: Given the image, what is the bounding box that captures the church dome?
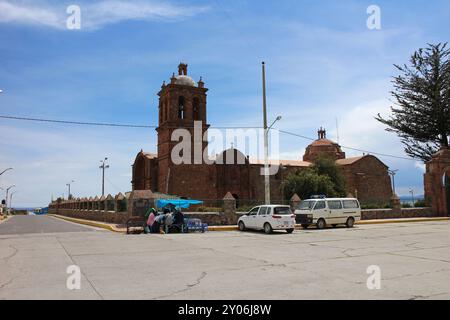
[303,128,345,162]
[174,75,197,87]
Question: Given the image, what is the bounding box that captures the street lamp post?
[409,188,415,206]
[261,62,282,205]
[9,191,17,213]
[388,169,399,195]
[0,168,13,176]
[66,180,75,199]
[99,158,109,197]
[5,185,15,214]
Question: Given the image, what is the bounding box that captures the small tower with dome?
[303,127,346,162]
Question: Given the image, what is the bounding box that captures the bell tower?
[156,63,209,192]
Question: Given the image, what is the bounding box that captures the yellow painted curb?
[356,217,450,225]
[49,214,125,233]
[207,226,239,231]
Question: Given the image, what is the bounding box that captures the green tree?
[312,155,347,196]
[282,156,347,200]
[375,43,450,162]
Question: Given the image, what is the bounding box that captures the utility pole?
[99,158,109,197]
[409,188,415,206]
[9,191,17,213]
[5,185,15,214]
[262,62,270,205]
[388,169,398,195]
[66,180,74,199]
[261,62,282,205]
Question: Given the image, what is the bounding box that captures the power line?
[0,114,416,161]
[0,115,260,129]
[0,115,155,128]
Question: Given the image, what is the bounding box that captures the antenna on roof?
[335,117,340,144]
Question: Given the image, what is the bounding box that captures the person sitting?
[152,212,166,233]
[144,208,156,234]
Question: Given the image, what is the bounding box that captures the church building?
[132,64,393,206]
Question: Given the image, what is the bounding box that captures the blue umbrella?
[156,199,203,209]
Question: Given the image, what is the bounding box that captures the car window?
[274,207,291,215]
[266,207,272,215]
[314,201,326,210]
[248,207,260,216]
[297,200,316,210]
[327,200,342,210]
[343,200,359,209]
[259,207,268,215]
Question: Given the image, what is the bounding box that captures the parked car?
[238,205,296,234]
[294,197,361,229]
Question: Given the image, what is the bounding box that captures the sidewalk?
[0,215,10,224]
[50,214,450,233]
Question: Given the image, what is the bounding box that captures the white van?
[238,205,296,234]
[294,197,361,229]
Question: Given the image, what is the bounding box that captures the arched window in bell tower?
[193,97,200,120]
[178,96,185,119]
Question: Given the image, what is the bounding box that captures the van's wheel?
[332,224,337,228]
[286,228,294,234]
[238,221,246,231]
[346,217,355,228]
[316,219,326,229]
[264,223,273,234]
[301,224,309,229]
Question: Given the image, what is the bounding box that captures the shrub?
[414,200,426,207]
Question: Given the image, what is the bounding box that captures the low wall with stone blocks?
[53,208,131,224]
[50,191,439,226]
[49,190,240,226]
[361,207,435,220]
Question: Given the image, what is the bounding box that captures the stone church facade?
[132,64,393,206]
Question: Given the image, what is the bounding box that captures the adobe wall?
[361,207,435,220]
[424,147,450,216]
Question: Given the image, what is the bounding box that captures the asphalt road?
[0,215,93,235]
[1,215,450,299]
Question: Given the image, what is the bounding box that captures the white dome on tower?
[174,75,197,87]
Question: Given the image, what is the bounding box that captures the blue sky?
[1,0,449,207]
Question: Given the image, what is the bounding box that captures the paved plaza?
[1,215,450,299]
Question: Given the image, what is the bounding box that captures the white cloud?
[0,0,208,30]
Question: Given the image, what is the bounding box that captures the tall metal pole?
[66,180,74,199]
[262,62,270,205]
[5,185,15,214]
[388,169,398,195]
[99,158,109,197]
[9,191,17,213]
[409,188,415,206]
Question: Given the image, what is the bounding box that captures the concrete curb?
[49,214,125,233]
[50,214,450,233]
[355,217,450,225]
